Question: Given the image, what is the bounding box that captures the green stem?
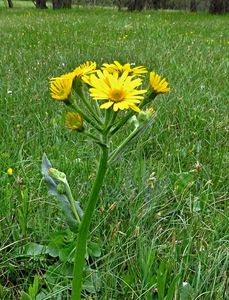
[76,89,103,126]
[71,143,109,300]
[108,127,139,164]
[65,183,81,225]
[71,102,103,133]
[110,111,134,136]
[109,94,157,136]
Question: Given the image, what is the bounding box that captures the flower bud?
[48,168,67,184]
[57,183,66,194]
[138,108,155,123]
[65,112,84,132]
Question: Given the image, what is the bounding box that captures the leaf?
[193,197,201,212]
[46,231,66,258]
[41,154,83,233]
[171,172,194,194]
[109,115,156,164]
[179,282,194,300]
[165,274,180,300]
[25,242,46,256]
[83,269,101,294]
[87,242,102,258]
[20,291,32,300]
[28,275,39,300]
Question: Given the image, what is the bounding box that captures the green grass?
[0,4,228,299]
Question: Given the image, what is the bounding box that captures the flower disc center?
[109,88,125,102]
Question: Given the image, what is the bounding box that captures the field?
[0,4,228,299]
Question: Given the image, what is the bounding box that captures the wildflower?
[7,168,13,176]
[102,60,147,77]
[65,112,84,131]
[86,70,147,112]
[149,72,170,94]
[73,61,97,78]
[50,73,74,101]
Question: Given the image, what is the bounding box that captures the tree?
[7,0,13,8]
[4,0,13,8]
[190,0,197,12]
[209,0,225,14]
[34,0,48,9]
[52,0,72,8]
[127,0,146,11]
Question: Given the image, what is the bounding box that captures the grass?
[0,3,228,299]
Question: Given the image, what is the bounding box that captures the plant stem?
[65,183,82,225]
[108,127,139,164]
[71,102,103,133]
[71,143,109,300]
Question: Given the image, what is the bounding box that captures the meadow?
[0,4,228,299]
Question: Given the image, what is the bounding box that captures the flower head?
[102,61,147,77]
[73,61,97,78]
[86,70,147,112]
[149,72,170,94]
[7,168,13,176]
[49,73,74,101]
[65,112,84,131]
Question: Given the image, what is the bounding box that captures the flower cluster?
[49,61,170,131]
[46,60,171,299]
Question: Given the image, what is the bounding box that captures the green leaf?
[28,275,39,299]
[165,274,180,300]
[157,261,167,300]
[20,291,32,300]
[109,115,156,164]
[171,172,194,194]
[87,242,102,258]
[179,282,194,300]
[41,154,83,233]
[25,242,46,256]
[46,231,66,258]
[83,269,101,294]
[193,197,201,212]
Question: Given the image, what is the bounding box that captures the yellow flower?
[50,73,74,101]
[65,112,84,131]
[86,70,147,112]
[7,168,13,176]
[102,61,147,77]
[149,72,170,94]
[73,61,97,78]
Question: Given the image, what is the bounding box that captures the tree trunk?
[190,0,197,12]
[63,0,72,8]
[52,0,72,9]
[115,0,122,10]
[52,0,63,9]
[152,0,161,9]
[127,0,146,11]
[35,0,47,8]
[7,0,13,8]
[209,0,225,14]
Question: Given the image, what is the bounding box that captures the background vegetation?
[0,4,228,299]
[3,0,229,13]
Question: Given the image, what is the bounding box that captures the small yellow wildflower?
[149,72,170,94]
[73,61,97,78]
[65,112,84,131]
[7,168,13,176]
[86,70,147,112]
[102,61,147,77]
[49,73,74,101]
